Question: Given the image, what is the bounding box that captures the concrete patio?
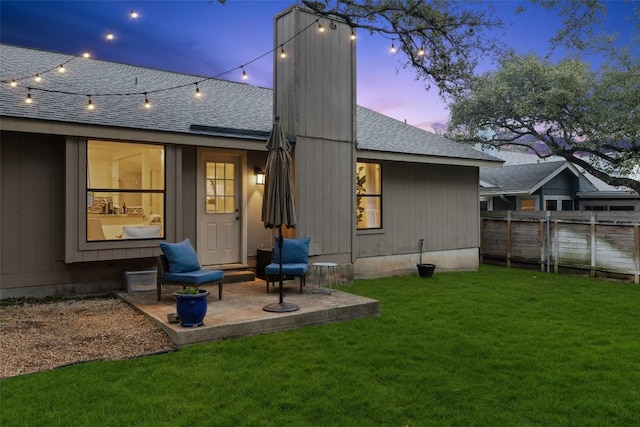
[117,279,380,346]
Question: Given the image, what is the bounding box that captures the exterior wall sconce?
[255,167,265,185]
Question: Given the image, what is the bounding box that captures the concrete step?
[200,263,256,284]
[222,270,256,284]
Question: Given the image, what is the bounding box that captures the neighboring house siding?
[357,163,479,258]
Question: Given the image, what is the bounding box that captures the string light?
[318,22,324,32]
[417,46,425,57]
[390,41,397,53]
[130,10,139,19]
[5,13,352,111]
[351,29,356,40]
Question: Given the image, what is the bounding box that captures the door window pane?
[206,161,235,213]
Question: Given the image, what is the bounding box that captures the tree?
[301,0,639,192]
[301,0,506,97]
[447,54,640,193]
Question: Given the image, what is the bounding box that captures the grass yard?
[1,265,638,426]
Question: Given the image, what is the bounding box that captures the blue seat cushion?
[159,238,201,273]
[265,262,308,277]
[273,237,310,264]
[164,269,224,285]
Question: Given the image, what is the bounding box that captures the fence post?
[590,213,597,278]
[540,218,546,272]
[635,223,639,285]
[506,210,512,268]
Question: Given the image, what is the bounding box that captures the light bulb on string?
[350,29,356,40]
[106,32,115,41]
[417,46,425,57]
[34,74,42,82]
[87,96,94,110]
[25,89,32,104]
[144,93,151,109]
[390,41,397,53]
[242,67,248,80]
[130,10,139,19]
[82,52,91,58]
[195,83,201,98]
[58,64,66,73]
[318,22,324,32]
[280,46,286,59]
[10,79,17,88]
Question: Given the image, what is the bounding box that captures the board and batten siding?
[357,163,480,258]
[274,6,356,143]
[275,6,356,262]
[294,136,354,258]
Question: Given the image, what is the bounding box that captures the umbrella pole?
[278,227,284,304]
[263,226,300,313]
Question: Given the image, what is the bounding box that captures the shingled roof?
[480,161,580,195]
[1,44,500,165]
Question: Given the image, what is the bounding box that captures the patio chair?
[265,237,310,294]
[157,238,224,301]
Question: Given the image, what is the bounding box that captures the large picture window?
[86,141,165,241]
[356,162,382,230]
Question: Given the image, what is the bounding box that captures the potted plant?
[417,239,436,278]
[174,287,209,327]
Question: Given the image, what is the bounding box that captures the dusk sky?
[1,0,636,131]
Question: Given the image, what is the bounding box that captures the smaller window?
[545,199,558,211]
[356,162,382,229]
[520,199,536,211]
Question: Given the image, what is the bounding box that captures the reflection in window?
[206,161,235,213]
[87,140,164,241]
[356,162,382,229]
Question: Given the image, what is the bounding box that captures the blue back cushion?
[273,237,310,264]
[159,238,201,273]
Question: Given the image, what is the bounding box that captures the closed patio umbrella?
[261,116,299,313]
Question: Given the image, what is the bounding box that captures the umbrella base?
[263,302,300,313]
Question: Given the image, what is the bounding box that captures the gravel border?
[0,297,178,378]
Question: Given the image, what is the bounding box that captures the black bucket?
[417,263,436,278]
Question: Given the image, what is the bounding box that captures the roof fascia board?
[0,117,267,151]
[356,149,503,168]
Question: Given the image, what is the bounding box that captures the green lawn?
[1,265,638,426]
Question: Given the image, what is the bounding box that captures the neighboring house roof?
[485,149,637,194]
[1,44,501,166]
[480,161,581,196]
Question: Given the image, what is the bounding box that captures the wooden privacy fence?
[480,211,640,284]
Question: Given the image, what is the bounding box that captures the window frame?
[356,161,383,231]
[65,137,178,261]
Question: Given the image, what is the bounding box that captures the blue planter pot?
[174,290,209,327]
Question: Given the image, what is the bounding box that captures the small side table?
[312,262,338,294]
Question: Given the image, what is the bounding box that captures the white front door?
[198,152,240,265]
